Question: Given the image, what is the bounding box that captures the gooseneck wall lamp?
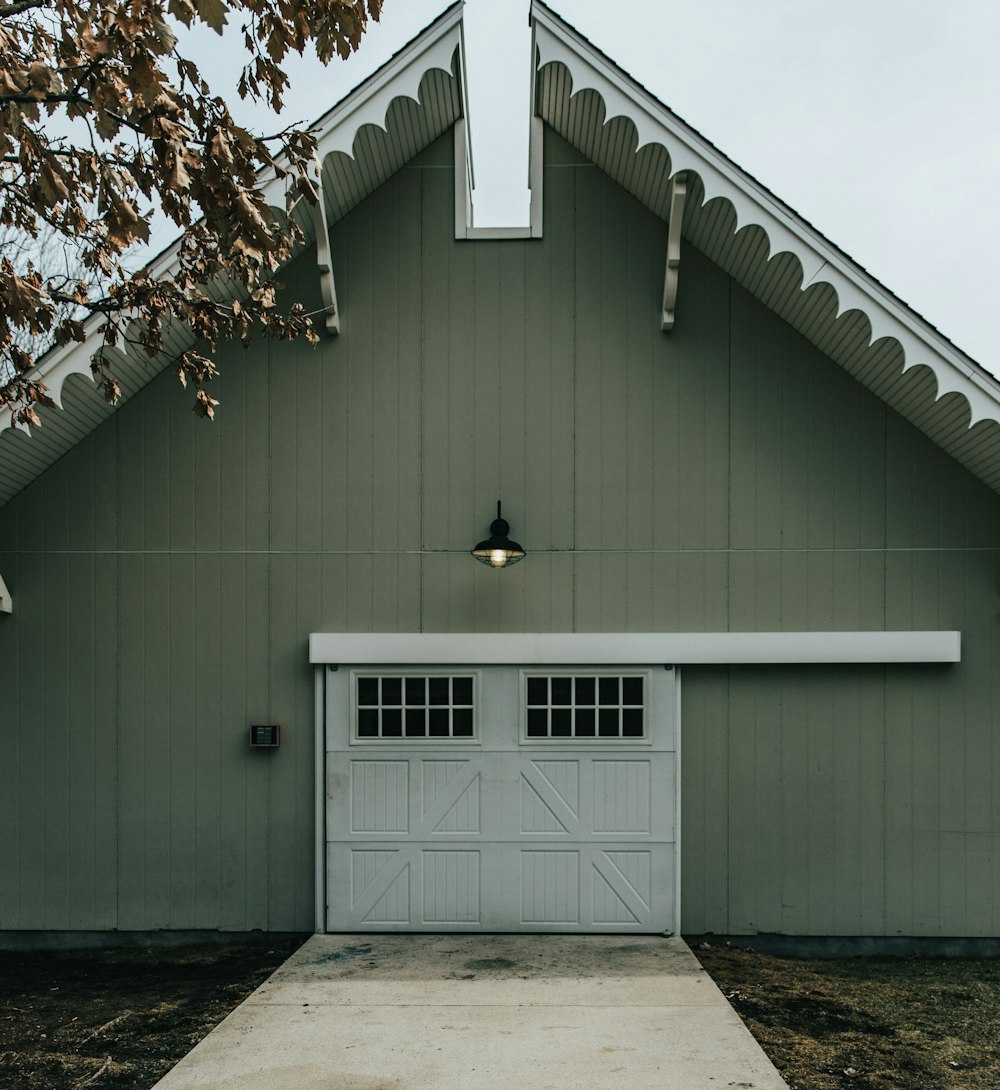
[471,501,526,569]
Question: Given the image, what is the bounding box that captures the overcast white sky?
[179,0,1000,373]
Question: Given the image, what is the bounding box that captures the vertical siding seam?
[571,159,578,631]
[726,276,732,634]
[13,506,20,925]
[266,332,274,929]
[725,276,732,933]
[114,411,122,933]
[418,160,425,630]
[724,276,732,933]
[881,404,889,936]
[41,482,48,926]
[167,409,173,929]
[87,547,95,928]
[6,516,14,924]
[882,402,888,626]
[215,548,223,931]
[63,546,71,928]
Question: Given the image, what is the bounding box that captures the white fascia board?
[309,631,960,665]
[0,572,11,613]
[529,2,1000,429]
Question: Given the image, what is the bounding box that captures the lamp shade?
[472,502,525,568]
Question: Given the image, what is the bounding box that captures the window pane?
[357,709,379,737]
[428,677,450,706]
[381,709,403,737]
[357,677,379,706]
[405,677,425,705]
[452,708,473,737]
[527,676,548,705]
[574,677,595,705]
[598,708,620,736]
[551,677,572,705]
[551,708,572,736]
[575,708,596,736]
[622,676,643,705]
[523,675,646,742]
[356,675,476,740]
[622,708,643,737]
[527,708,548,737]
[428,708,450,736]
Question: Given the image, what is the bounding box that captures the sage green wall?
[1,128,999,934]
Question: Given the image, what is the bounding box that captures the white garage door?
[325,665,677,932]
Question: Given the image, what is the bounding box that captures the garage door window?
[523,674,645,739]
[355,674,475,739]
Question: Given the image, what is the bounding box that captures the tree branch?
[0,0,49,17]
[0,92,90,105]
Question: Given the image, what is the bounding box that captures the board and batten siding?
[1,128,999,935]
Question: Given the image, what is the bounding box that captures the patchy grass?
[0,936,305,1090]
[694,943,1000,1090]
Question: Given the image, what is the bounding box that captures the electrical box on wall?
[250,724,281,748]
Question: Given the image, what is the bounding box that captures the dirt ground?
[694,943,1000,1090]
[1,936,998,1090]
[0,935,306,1090]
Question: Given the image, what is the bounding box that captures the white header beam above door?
[309,631,960,666]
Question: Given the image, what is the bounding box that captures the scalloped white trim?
[531,1,1000,432]
[313,11,464,161]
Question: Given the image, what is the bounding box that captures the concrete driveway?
[152,934,789,1090]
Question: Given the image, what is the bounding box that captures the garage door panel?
[331,843,491,929]
[521,849,580,924]
[521,761,580,834]
[348,760,409,833]
[348,848,410,924]
[327,666,677,932]
[421,849,481,924]
[591,760,650,833]
[420,760,481,834]
[592,850,652,925]
[330,754,486,840]
[518,845,672,930]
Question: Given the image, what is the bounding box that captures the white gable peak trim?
[309,2,465,165]
[0,572,11,614]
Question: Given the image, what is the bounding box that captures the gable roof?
[3,1,1000,505]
